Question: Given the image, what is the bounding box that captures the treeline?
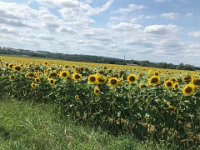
[0,46,199,71]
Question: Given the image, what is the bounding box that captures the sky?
[0,0,200,66]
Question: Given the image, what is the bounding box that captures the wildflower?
[88,74,97,84]
[182,84,195,96]
[94,86,100,96]
[127,74,137,84]
[59,70,70,79]
[164,80,174,89]
[108,77,118,87]
[148,76,160,86]
[48,78,56,86]
[72,73,82,81]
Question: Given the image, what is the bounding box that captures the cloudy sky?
[0,0,200,66]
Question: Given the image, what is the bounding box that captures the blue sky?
[0,0,200,66]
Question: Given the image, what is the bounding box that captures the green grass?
[0,99,168,150]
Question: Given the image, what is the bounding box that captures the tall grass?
[0,99,170,150]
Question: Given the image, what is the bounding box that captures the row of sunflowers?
[0,56,200,148]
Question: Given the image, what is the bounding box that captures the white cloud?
[161,12,180,19]
[86,0,114,16]
[0,0,200,66]
[188,31,200,38]
[117,4,146,14]
[37,0,113,16]
[111,22,143,31]
[144,24,179,35]
[0,25,17,34]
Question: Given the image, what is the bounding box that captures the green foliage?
[0,57,200,149]
[0,100,169,150]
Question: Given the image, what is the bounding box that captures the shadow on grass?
[0,126,11,140]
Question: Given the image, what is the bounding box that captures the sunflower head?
[191,78,200,86]
[25,72,35,79]
[127,74,138,84]
[139,84,146,89]
[154,72,159,76]
[170,78,177,83]
[44,62,48,66]
[8,64,14,69]
[88,74,97,84]
[59,70,70,79]
[31,83,39,89]
[9,75,16,81]
[173,82,179,90]
[72,73,82,81]
[164,80,174,89]
[75,95,80,100]
[183,75,192,83]
[84,68,89,72]
[182,84,195,96]
[14,66,22,72]
[34,77,41,83]
[49,72,58,78]
[97,75,107,85]
[48,78,56,86]
[94,86,100,96]
[148,76,160,86]
[108,77,118,87]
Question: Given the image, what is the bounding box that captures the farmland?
[0,55,200,149]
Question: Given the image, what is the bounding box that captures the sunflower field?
[0,56,200,149]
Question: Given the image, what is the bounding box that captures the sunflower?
[84,68,89,72]
[183,75,192,83]
[14,66,22,72]
[108,77,118,87]
[49,72,58,78]
[72,73,82,81]
[75,95,80,100]
[127,74,138,84]
[74,68,79,73]
[88,74,97,84]
[59,70,70,79]
[25,72,35,79]
[97,75,107,85]
[94,86,100,96]
[164,80,174,89]
[9,75,16,81]
[48,78,56,86]
[31,83,38,89]
[182,84,195,96]
[154,72,159,76]
[8,64,14,69]
[34,77,41,83]
[148,76,161,86]
[139,84,146,89]
[170,78,177,83]
[191,78,200,86]
[44,62,48,66]
[173,82,179,90]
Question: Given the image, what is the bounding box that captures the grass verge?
[0,99,169,150]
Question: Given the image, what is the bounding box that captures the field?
[0,55,200,149]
